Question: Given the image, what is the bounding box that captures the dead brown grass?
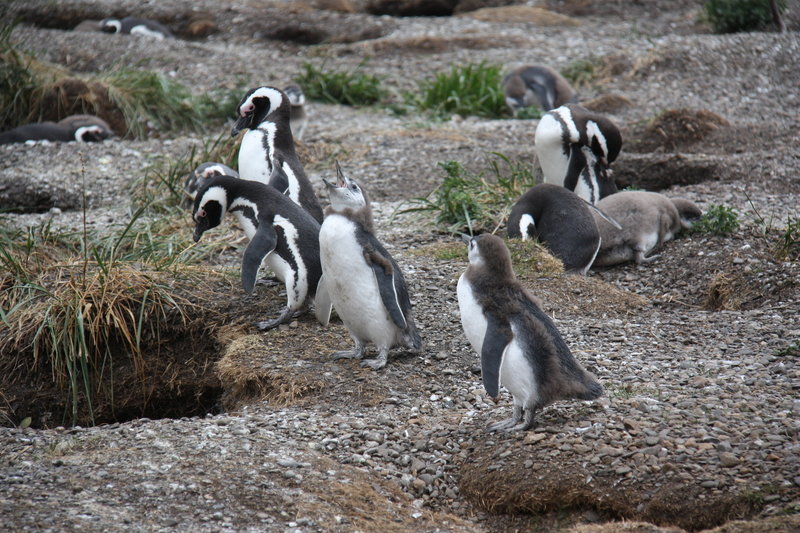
[704,271,755,311]
[462,6,581,26]
[634,109,730,153]
[582,93,634,113]
[354,34,531,55]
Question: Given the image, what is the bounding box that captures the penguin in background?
[182,162,239,209]
[283,84,308,141]
[534,103,621,204]
[0,115,112,145]
[100,17,175,40]
[457,234,603,432]
[317,162,422,370]
[191,175,327,330]
[502,65,577,115]
[231,86,324,224]
[591,191,702,267]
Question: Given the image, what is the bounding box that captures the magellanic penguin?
[318,162,422,370]
[591,190,702,267]
[506,183,602,275]
[502,65,577,115]
[0,116,112,145]
[192,175,326,330]
[100,17,175,40]
[231,86,324,224]
[534,103,622,204]
[182,162,239,210]
[457,234,603,431]
[283,84,308,141]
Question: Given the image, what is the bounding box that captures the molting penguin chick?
[318,162,422,370]
[591,190,702,267]
[192,175,325,330]
[457,234,603,431]
[534,103,621,204]
[506,184,601,275]
[502,65,577,115]
[0,116,112,145]
[100,17,175,40]
[231,86,324,223]
[182,162,239,210]
[283,84,308,141]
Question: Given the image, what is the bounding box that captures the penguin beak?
[193,225,204,243]
[460,233,472,245]
[231,114,251,137]
[324,161,349,189]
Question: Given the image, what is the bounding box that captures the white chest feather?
[456,275,488,356]
[265,215,307,308]
[319,215,398,346]
[518,214,535,240]
[238,125,275,185]
[282,161,300,204]
[130,26,166,40]
[534,113,569,185]
[500,325,539,407]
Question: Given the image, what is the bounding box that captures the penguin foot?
[488,405,526,432]
[255,307,302,331]
[635,250,660,264]
[332,342,364,361]
[360,349,388,370]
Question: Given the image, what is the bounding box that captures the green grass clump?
[691,204,740,235]
[0,22,39,131]
[774,216,800,261]
[412,62,507,119]
[403,153,536,233]
[561,57,597,88]
[702,0,785,33]
[296,60,386,106]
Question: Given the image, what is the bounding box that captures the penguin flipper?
[481,315,512,399]
[564,145,585,192]
[365,251,407,331]
[313,275,333,327]
[268,159,290,195]
[241,224,278,295]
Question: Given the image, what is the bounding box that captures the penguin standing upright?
[231,86,324,223]
[100,17,175,39]
[457,234,602,431]
[506,183,602,275]
[100,17,175,41]
[591,190,702,267]
[182,162,239,209]
[283,84,308,141]
[502,65,577,115]
[192,175,326,330]
[318,162,422,370]
[534,103,621,204]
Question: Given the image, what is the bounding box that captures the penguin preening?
[100,17,175,40]
[534,103,621,204]
[192,175,326,330]
[283,84,308,141]
[318,162,422,370]
[182,162,239,210]
[457,234,603,431]
[506,184,603,275]
[231,86,324,223]
[0,115,112,145]
[502,65,577,115]
[591,191,702,267]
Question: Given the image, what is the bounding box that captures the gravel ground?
[1,1,799,532]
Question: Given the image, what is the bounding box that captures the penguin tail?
[403,322,423,353]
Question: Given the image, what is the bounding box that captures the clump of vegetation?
[411,61,507,119]
[561,57,597,88]
[774,216,800,261]
[701,0,786,33]
[691,204,740,235]
[403,153,536,233]
[296,60,386,106]
[513,105,543,120]
[0,22,39,131]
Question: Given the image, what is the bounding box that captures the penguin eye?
[350,183,358,191]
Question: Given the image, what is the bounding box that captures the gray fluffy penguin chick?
[182,162,239,210]
[283,84,307,141]
[457,234,603,432]
[502,65,577,114]
[318,162,422,370]
[506,183,601,275]
[591,191,702,267]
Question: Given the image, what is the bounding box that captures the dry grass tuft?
[463,6,581,26]
[636,109,730,152]
[704,270,754,311]
[507,238,565,279]
[582,93,634,113]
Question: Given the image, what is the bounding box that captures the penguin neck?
[326,205,375,234]
[257,112,295,152]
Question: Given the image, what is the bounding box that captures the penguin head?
[231,86,288,137]
[465,234,515,280]
[586,117,622,167]
[192,182,228,242]
[671,198,703,230]
[74,125,112,142]
[100,18,122,34]
[283,84,305,108]
[323,161,368,211]
[183,163,239,209]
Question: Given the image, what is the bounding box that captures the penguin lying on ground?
[231,86,324,223]
[318,162,422,370]
[534,103,621,204]
[182,162,239,209]
[192,175,327,330]
[283,84,308,141]
[457,234,603,432]
[502,65,577,115]
[507,183,615,275]
[591,190,702,267]
[0,115,112,145]
[100,17,175,40]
